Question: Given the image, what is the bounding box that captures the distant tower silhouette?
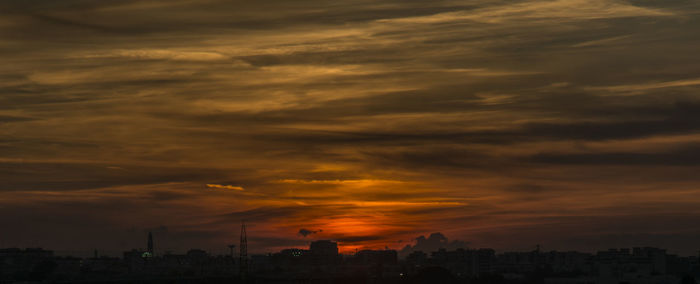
[239,221,248,278]
[228,244,236,258]
[147,232,154,255]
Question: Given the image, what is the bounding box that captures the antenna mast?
[239,221,248,278]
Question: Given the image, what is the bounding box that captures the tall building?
[239,221,248,278]
[228,244,236,258]
[147,232,154,255]
[140,232,154,258]
[309,240,339,265]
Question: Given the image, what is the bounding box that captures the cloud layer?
[2,0,700,256]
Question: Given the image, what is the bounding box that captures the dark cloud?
[504,184,547,193]
[2,0,700,255]
[145,190,196,202]
[528,145,700,166]
[0,162,225,191]
[298,228,321,237]
[0,115,35,123]
[335,235,383,243]
[399,233,470,258]
[219,207,306,224]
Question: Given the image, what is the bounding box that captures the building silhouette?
[309,240,340,265]
[147,232,154,256]
[239,221,248,278]
[2,233,700,283]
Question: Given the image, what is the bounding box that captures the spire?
[147,231,154,255]
[239,221,248,278]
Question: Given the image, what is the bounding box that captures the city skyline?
[2,235,699,283]
[10,230,700,259]
[3,0,700,259]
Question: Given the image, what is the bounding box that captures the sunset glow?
[2,0,700,258]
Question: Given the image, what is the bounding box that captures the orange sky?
[2,0,700,256]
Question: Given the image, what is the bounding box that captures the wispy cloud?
[378,0,672,25]
[82,49,232,61]
[1,0,700,255]
[206,184,244,191]
[587,78,700,95]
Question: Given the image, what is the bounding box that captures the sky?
[2,0,700,256]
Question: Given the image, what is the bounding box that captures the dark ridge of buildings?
[2,242,700,283]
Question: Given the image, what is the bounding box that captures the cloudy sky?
[2,0,700,256]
